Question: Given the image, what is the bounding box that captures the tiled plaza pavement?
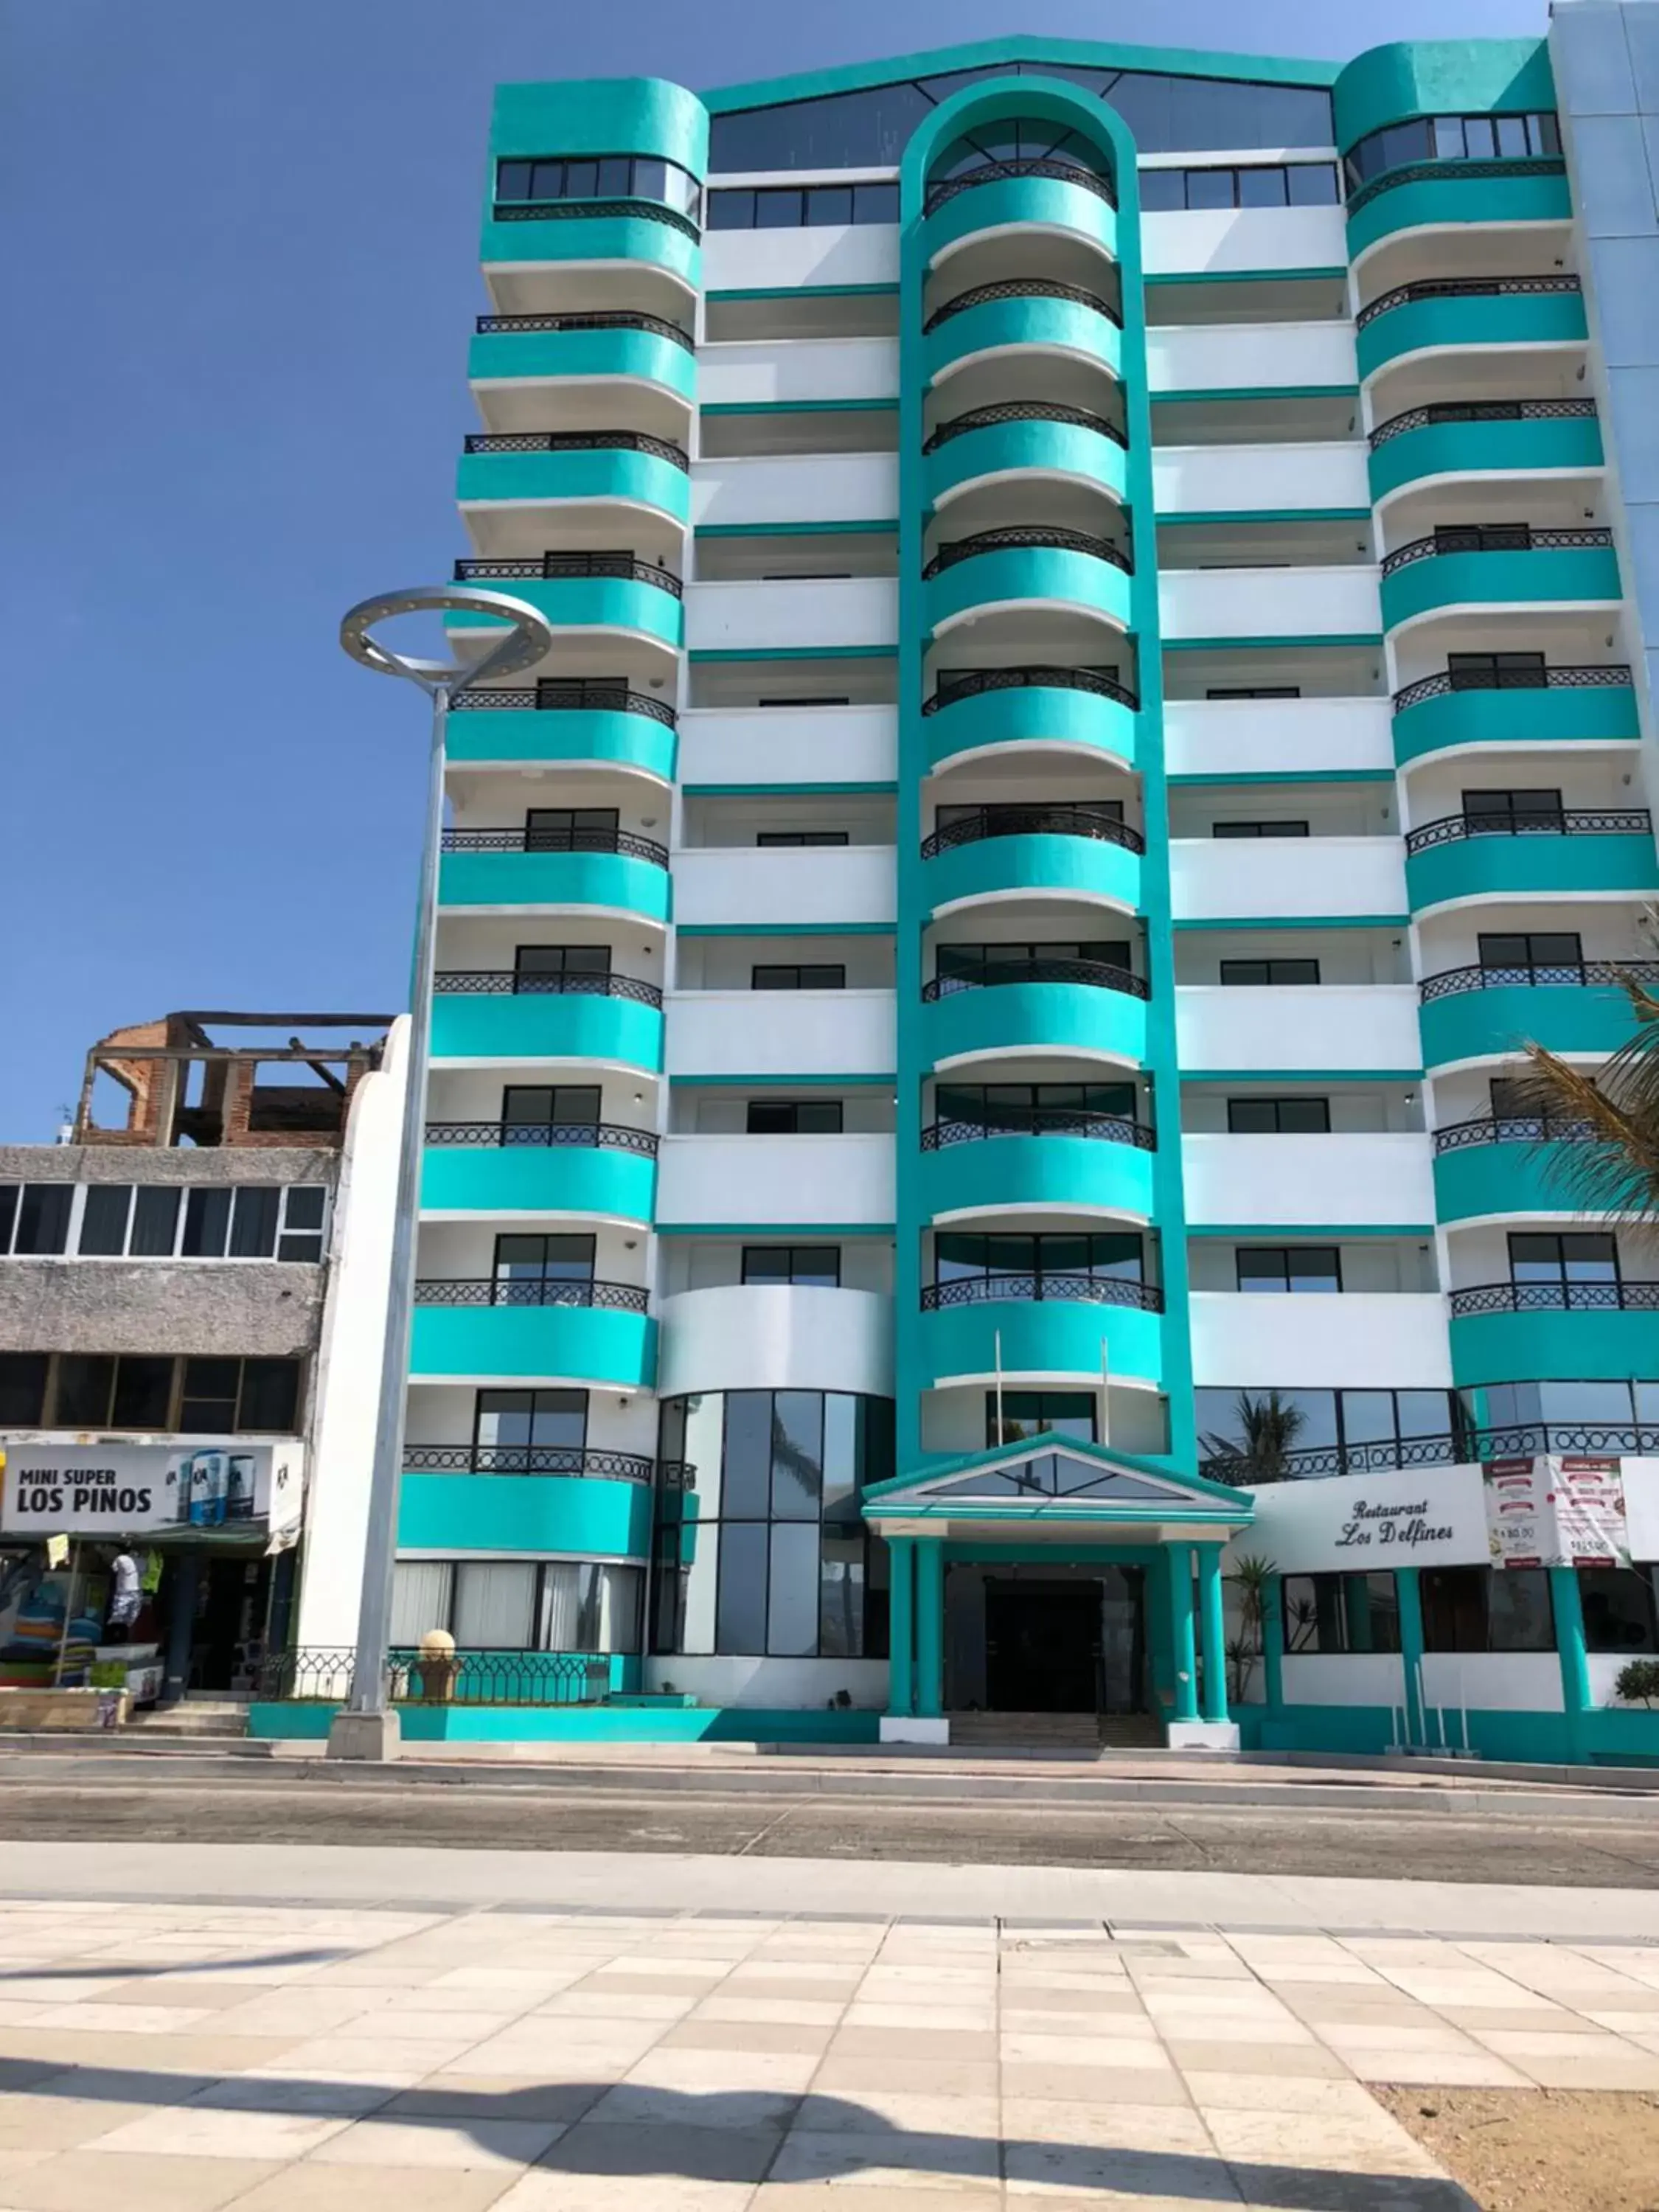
[0,1899,1658,2207]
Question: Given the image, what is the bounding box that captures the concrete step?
[127,1705,249,1738]
[950,1712,1104,1750]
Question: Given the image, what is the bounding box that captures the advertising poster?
[1482,1455,1630,1568]
[0,1443,302,1537]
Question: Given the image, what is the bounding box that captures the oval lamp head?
[340,583,552,693]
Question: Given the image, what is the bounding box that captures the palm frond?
[1517,976,1659,1222]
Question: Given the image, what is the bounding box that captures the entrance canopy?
[862,1431,1255,1546]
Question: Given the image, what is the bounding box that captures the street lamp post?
[327,585,552,1760]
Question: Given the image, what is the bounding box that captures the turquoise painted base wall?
[1369,413,1604,505]
[248,1703,881,1745]
[469,326,697,403]
[420,1142,656,1223]
[925,684,1137,773]
[1393,681,1639,765]
[410,1304,657,1388]
[1346,168,1571,261]
[1449,1304,1659,1387]
[1381,544,1620,633]
[1240,1701,1659,1766]
[446,708,677,783]
[1406,830,1659,911]
[438,849,672,921]
[430,992,664,1072]
[397,1473,654,1557]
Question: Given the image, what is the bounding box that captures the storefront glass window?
[1281,1572,1400,1653]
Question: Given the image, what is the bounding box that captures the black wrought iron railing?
[463,428,690,471]
[1369,397,1596,449]
[923,277,1123,335]
[259,1647,615,1706]
[450,681,677,728]
[1419,959,1659,1003]
[923,664,1139,715]
[1382,525,1613,577]
[1201,1422,1659,1483]
[1354,272,1581,333]
[1450,1279,1659,1317]
[922,1109,1155,1150]
[923,525,1132,581]
[441,825,669,866]
[423,1119,660,1157]
[492,195,699,242]
[402,1444,654,1482]
[922,1273,1163,1313]
[922,401,1127,453]
[1432,1113,1595,1155]
[430,968,663,1008]
[925,156,1119,216]
[1406,807,1650,854]
[413,1277,651,1313]
[453,552,683,599]
[923,956,1149,1001]
[474,308,694,352]
[922,805,1144,860]
[1393,663,1631,713]
[1346,155,1565,216]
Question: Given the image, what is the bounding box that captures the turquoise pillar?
[1261,1575,1285,1713]
[1549,1565,1592,1762]
[1198,1545,1228,1724]
[1397,1568,1425,1749]
[1343,1578,1374,1653]
[887,1537,915,1718]
[915,1540,945,1719]
[1166,1544,1199,1722]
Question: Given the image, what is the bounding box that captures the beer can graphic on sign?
[173,1453,196,1523]
[189,1451,228,1528]
[227,1454,257,1522]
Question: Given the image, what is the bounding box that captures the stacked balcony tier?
[1418,958,1659,1068]
[923,159,1119,262]
[1391,666,1638,767]
[1380,528,1619,634]
[1344,159,1571,261]
[1368,399,1602,505]
[1405,810,1658,914]
[1355,275,1585,383]
[923,667,1138,775]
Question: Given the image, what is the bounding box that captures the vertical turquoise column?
[1197,1545,1228,1724]
[1343,1579,1374,1653]
[915,1540,945,1719]
[1166,1543,1199,1723]
[1261,1575,1285,1714]
[887,1537,916,1718]
[1397,1567,1425,1749]
[1549,1565,1592,1762]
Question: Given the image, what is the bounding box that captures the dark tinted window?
[746,1100,845,1134]
[239,1358,302,1431]
[55,1354,115,1426]
[13,1186,72,1256]
[1220,959,1321,986]
[0,1353,48,1425]
[111,1355,173,1430]
[1422,1566,1554,1652]
[741,1246,841,1287]
[1226,1097,1331,1133]
[77,1185,132,1256]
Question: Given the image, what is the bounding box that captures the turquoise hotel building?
[347,15,1659,1760]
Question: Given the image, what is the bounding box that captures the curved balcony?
[924,158,1118,264]
[457,431,691,531]
[438,827,672,922]
[481,199,700,291]
[448,682,677,782]
[922,279,1124,388]
[919,1111,1155,1225]
[397,1466,653,1562]
[1368,398,1601,505]
[1405,809,1658,913]
[1432,1113,1595,1225]
[469,310,696,406]
[1417,958,1659,1068]
[916,1275,1164,1392]
[429,970,663,1072]
[921,805,1144,920]
[1380,526,1618,634]
[408,1281,656,1390]
[1391,663,1638,768]
[1446,1279,1659,1390]
[1345,156,1570,261]
[922,526,1132,639]
[924,401,1127,512]
[920,959,1150,1073]
[450,552,683,650]
[923,666,1138,776]
[657,1281,892,1399]
[420,1121,658,1225]
[1354,274,1585,383]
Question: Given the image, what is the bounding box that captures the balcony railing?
[922,804,1144,860]
[463,428,690,471]
[414,1276,651,1313]
[1433,1113,1594,1155]
[1406,807,1650,855]
[922,400,1128,455]
[923,664,1140,716]
[475,307,695,351]
[451,680,677,728]
[1201,1422,1659,1483]
[922,1109,1155,1151]
[1393,662,1632,714]
[492,195,699,242]
[1449,1279,1659,1317]
[1381,524,1613,578]
[260,1646,614,1705]
[441,825,670,867]
[923,525,1133,581]
[1354,272,1581,333]
[923,956,1150,1002]
[402,1444,654,1483]
[431,968,664,1008]
[1369,397,1596,450]
[1346,154,1565,217]
[453,552,683,599]
[925,156,1118,217]
[1419,959,1659,1003]
[922,1272,1163,1312]
[424,1119,660,1158]
[923,276,1124,336]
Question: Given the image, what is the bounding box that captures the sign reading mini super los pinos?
[0,1442,302,1542]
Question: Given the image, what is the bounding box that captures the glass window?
[0,1186,15,1253]
[818,1534,866,1657]
[1226,1098,1331,1133]
[752,964,846,990]
[852,181,899,222]
[13,1186,72,1256]
[804,184,853,225]
[453,1562,536,1647]
[391,1562,453,1645]
[709,188,754,229]
[988,1390,1097,1446]
[771,1391,823,1519]
[111,1355,173,1430]
[1219,959,1321,986]
[54,1354,115,1427]
[755,187,804,226]
[1422,1566,1554,1652]
[1282,1571,1401,1652]
[746,1099,844,1135]
[277,1185,325,1263]
[716,1521,768,1655]
[1138,168,1185,212]
[77,1185,132,1256]
[495,160,533,201]
[1287,162,1340,204]
[0,1353,48,1425]
[181,1187,232,1258]
[229,1186,280,1259]
[1183,167,1235,209]
[1238,165,1289,206]
[238,1359,300,1431]
[741,1245,841,1287]
[1236,1246,1341,1293]
[1582,1567,1659,1652]
[131,1187,181,1257]
[178,1357,240,1432]
[1212,821,1310,839]
[768,1522,820,1654]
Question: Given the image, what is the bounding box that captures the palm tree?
[1520,975,1659,1222]
[1198,1389,1307,1485]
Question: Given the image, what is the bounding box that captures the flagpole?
[994,1331,1005,1447]
[1100,1343,1111,1450]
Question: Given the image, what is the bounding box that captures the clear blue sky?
[1,0,1544,1138]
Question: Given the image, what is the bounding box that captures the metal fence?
[258,1647,613,1706]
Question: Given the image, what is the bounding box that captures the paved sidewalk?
[0,1887,1658,2206]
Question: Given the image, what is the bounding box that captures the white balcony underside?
[1148,320,1356,394]
[1159,565,1382,639]
[1153,442,1369,514]
[698,336,899,408]
[1177,986,1422,1073]
[673,845,895,929]
[692,453,898,531]
[657,1133,894,1228]
[702,225,900,293]
[678,705,897,787]
[1181,1133,1434,1228]
[657,1282,895,1397]
[1190,1292,1453,1388]
[1164,698,1393,780]
[686,577,898,654]
[665,990,896,1079]
[1142,205,1349,277]
[1170,837,1406,921]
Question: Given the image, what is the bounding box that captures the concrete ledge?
[880,1717,950,1745]
[1166,1720,1242,1753]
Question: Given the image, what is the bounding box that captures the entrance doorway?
[981,1568,1147,1714]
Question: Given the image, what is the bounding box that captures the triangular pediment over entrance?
[862,1431,1255,1537]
